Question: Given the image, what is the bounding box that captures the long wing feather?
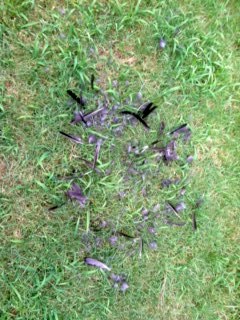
[67,90,85,107]
[169,123,188,135]
[91,74,95,90]
[121,111,150,129]
[59,131,82,144]
[93,140,102,169]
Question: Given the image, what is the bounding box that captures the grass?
[0,0,239,319]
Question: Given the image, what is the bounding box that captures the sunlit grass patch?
[0,0,239,319]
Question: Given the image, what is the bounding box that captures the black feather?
[121,111,150,129]
[169,123,188,134]
[142,106,157,119]
[48,203,65,211]
[141,102,157,119]
[91,74,95,90]
[192,212,197,231]
[151,140,160,145]
[67,90,85,107]
[140,101,153,112]
[59,131,82,144]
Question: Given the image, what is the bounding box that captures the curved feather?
[120,111,150,129]
[84,257,111,271]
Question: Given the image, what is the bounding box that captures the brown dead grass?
[13,228,22,239]
[96,45,138,87]
[0,159,7,180]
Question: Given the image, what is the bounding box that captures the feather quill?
[83,107,105,120]
[167,202,181,218]
[84,257,111,271]
[59,131,83,144]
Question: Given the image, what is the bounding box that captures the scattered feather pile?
[48,72,202,292]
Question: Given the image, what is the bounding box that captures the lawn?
[0,0,239,319]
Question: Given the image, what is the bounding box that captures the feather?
[88,135,97,144]
[159,121,165,134]
[93,139,102,169]
[175,202,186,212]
[169,123,188,135]
[148,226,156,234]
[59,131,82,144]
[67,90,85,107]
[152,146,165,154]
[142,208,149,217]
[183,130,192,142]
[138,101,157,119]
[48,203,65,211]
[169,123,191,143]
[186,155,194,163]
[120,282,129,292]
[164,141,178,162]
[138,101,152,112]
[110,273,126,283]
[109,236,118,246]
[142,105,157,118]
[48,205,59,211]
[151,140,160,145]
[149,241,158,250]
[159,38,166,49]
[83,107,105,120]
[117,231,135,239]
[66,183,87,207]
[179,188,186,196]
[71,111,87,125]
[140,101,152,111]
[192,212,197,231]
[91,74,95,90]
[167,202,181,218]
[120,111,150,129]
[141,102,157,119]
[84,257,111,271]
[161,179,174,188]
[136,92,143,101]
